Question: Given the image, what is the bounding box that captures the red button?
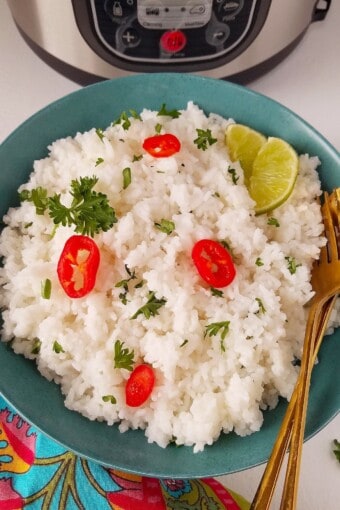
[160,30,187,53]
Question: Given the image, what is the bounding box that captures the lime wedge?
[225,124,267,184]
[249,137,299,215]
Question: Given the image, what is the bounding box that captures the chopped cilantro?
[102,395,117,404]
[211,287,224,298]
[285,256,301,275]
[31,338,41,355]
[267,217,280,227]
[255,297,266,314]
[157,103,181,119]
[228,167,239,184]
[41,279,52,299]
[154,219,175,235]
[194,129,217,151]
[95,128,104,141]
[53,341,64,354]
[122,167,132,189]
[95,157,104,166]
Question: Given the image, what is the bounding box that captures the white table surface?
[1,1,339,508]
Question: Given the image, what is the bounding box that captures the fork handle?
[250,297,336,510]
[279,301,323,510]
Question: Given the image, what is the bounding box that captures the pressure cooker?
[7,0,332,84]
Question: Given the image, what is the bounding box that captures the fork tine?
[329,188,340,257]
[321,192,338,263]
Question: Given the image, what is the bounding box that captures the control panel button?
[121,28,141,47]
[160,30,187,53]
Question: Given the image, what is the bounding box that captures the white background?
[1,1,339,508]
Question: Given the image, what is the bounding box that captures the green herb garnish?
[41,278,52,299]
[115,265,136,304]
[180,339,189,348]
[155,123,162,134]
[96,128,105,141]
[267,217,280,227]
[113,110,141,130]
[122,167,132,189]
[211,287,223,298]
[31,338,41,355]
[102,395,117,404]
[255,297,266,314]
[154,219,175,235]
[53,340,64,353]
[157,103,181,119]
[131,291,166,320]
[333,439,340,463]
[41,176,117,237]
[114,339,134,371]
[205,321,230,340]
[285,256,301,275]
[228,167,239,185]
[194,128,217,151]
[95,157,104,166]
[19,187,49,215]
[132,154,143,162]
[255,257,264,267]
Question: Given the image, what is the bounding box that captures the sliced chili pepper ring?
[191,239,236,288]
[57,235,100,298]
[125,364,155,407]
[142,133,181,158]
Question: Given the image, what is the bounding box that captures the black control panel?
[72,0,272,71]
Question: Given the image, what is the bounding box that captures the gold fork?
[251,189,340,510]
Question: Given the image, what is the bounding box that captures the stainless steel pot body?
[7,0,331,82]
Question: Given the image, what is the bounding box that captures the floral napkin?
[0,395,250,509]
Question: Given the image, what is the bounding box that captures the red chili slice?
[142,133,181,158]
[191,239,236,288]
[57,235,100,298]
[125,364,155,407]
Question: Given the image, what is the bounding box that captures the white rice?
[0,102,331,452]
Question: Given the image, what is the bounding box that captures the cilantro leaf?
[194,129,217,151]
[114,339,135,371]
[122,167,132,189]
[53,340,65,353]
[333,439,340,463]
[285,256,301,275]
[41,279,52,299]
[102,395,117,404]
[131,291,167,320]
[157,103,181,119]
[19,187,49,215]
[154,219,175,235]
[205,321,230,340]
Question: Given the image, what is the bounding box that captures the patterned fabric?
[0,395,250,509]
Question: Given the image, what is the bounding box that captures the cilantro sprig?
[114,339,135,371]
[131,291,166,320]
[20,176,117,237]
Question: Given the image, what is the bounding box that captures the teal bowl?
[0,74,339,478]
